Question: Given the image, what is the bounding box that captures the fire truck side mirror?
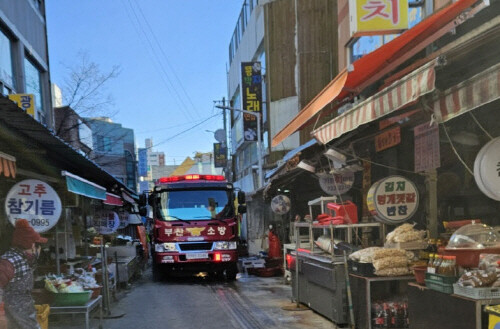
[238,205,247,214]
[237,191,246,205]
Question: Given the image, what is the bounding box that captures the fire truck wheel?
[225,265,238,281]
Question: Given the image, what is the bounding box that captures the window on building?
[232,89,241,120]
[349,6,422,64]
[24,57,44,122]
[96,135,113,152]
[0,30,14,91]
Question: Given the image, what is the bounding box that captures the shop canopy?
[0,151,16,178]
[432,62,500,123]
[265,139,318,180]
[0,95,136,196]
[62,171,106,200]
[313,59,437,144]
[271,0,482,147]
[104,192,123,206]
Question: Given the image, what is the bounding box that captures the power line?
[132,0,202,118]
[146,113,222,150]
[124,0,197,121]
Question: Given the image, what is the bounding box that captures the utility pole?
[215,105,263,189]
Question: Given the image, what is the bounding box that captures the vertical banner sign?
[5,179,62,232]
[138,148,148,177]
[8,94,35,117]
[414,122,440,172]
[213,143,227,168]
[349,0,409,37]
[241,62,262,141]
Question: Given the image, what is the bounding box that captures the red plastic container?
[326,201,358,224]
[439,247,500,268]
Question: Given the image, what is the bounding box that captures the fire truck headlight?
[163,243,176,251]
[214,241,237,250]
[155,243,176,252]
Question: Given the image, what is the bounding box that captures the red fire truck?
[139,174,245,280]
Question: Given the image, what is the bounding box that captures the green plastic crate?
[425,279,454,294]
[425,272,457,284]
[52,291,92,306]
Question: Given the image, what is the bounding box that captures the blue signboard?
[138,148,148,177]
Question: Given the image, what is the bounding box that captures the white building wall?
[270,96,300,151]
[227,5,265,100]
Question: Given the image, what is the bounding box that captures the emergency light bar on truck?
[157,174,226,183]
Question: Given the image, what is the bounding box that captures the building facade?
[226,0,339,193]
[85,117,137,192]
[0,0,53,127]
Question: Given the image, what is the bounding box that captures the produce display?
[44,269,101,294]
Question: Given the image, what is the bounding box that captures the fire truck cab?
[139,174,245,281]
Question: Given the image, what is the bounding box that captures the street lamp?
[215,105,263,189]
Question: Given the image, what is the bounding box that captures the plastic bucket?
[412,266,427,284]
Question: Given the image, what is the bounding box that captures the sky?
[45,1,243,165]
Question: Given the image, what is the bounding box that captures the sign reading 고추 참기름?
[5,179,62,233]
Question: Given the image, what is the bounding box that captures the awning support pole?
[425,170,438,238]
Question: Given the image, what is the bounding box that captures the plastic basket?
[425,279,454,294]
[35,304,50,329]
[453,284,500,300]
[348,260,375,277]
[52,291,92,306]
[425,273,457,284]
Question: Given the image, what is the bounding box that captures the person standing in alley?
[0,219,47,329]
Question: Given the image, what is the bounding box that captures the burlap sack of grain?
[373,256,409,271]
[348,247,383,263]
[372,248,407,261]
[375,267,412,276]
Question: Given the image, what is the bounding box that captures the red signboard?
[375,127,401,152]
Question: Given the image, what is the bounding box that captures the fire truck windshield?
[155,189,234,221]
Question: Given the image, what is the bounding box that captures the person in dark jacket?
[0,219,47,329]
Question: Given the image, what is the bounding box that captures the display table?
[350,274,414,329]
[408,282,500,329]
[50,295,103,329]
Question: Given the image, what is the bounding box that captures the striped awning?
[104,193,123,206]
[312,59,438,145]
[433,62,500,123]
[0,152,16,178]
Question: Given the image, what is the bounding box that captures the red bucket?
[412,266,427,285]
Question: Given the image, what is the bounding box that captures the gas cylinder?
[268,225,282,259]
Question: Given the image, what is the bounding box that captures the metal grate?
[179,243,213,251]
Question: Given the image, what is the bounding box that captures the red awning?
[272,0,481,147]
[432,62,500,123]
[0,152,16,178]
[104,193,123,206]
[313,59,437,144]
